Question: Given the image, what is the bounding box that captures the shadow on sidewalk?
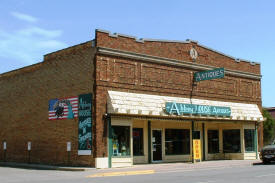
[0,162,88,171]
[253,161,275,166]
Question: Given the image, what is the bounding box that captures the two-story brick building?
[0,29,264,168]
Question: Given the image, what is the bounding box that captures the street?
[1,161,275,183]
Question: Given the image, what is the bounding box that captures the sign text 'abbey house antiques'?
[194,67,224,82]
[78,93,92,155]
[165,102,231,117]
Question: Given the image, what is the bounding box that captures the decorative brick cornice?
[97,47,262,80]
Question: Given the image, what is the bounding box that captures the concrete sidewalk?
[0,160,262,172]
[0,162,94,171]
[96,160,262,173]
[85,160,263,177]
[134,160,262,170]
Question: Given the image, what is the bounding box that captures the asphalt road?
[1,163,275,183]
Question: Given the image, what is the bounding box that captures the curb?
[0,162,88,171]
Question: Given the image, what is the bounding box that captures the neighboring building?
[265,107,275,119]
[264,107,275,145]
[0,29,264,168]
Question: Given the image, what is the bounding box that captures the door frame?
[151,128,163,162]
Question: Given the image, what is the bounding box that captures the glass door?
[152,129,162,161]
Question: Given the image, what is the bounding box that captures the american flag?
[48,96,78,120]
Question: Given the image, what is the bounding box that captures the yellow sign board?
[193,139,201,162]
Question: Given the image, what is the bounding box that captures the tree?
[263,109,275,145]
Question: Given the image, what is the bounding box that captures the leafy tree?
[263,109,275,145]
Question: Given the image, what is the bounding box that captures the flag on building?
[48,96,78,120]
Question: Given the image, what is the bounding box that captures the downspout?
[255,121,258,159]
[107,114,112,168]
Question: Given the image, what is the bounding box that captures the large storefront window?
[244,129,255,152]
[208,130,219,154]
[112,126,130,156]
[165,129,190,155]
[133,128,143,156]
[223,129,240,153]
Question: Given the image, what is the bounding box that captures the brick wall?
[94,30,263,156]
[0,30,264,166]
[0,41,96,166]
[96,31,261,75]
[267,109,275,119]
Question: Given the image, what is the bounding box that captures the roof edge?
[96,29,260,65]
[0,62,43,78]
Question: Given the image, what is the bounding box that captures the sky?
[0,0,274,107]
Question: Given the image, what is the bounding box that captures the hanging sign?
[78,94,92,155]
[193,139,201,162]
[165,102,231,117]
[194,68,224,82]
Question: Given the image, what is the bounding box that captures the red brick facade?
[95,30,263,158]
[0,29,263,167]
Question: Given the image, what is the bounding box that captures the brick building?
[0,29,264,168]
[265,107,275,119]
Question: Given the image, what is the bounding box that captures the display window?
[133,128,144,156]
[223,129,241,153]
[208,130,219,154]
[244,129,255,152]
[112,126,130,156]
[165,129,190,155]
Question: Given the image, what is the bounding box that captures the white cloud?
[11,12,38,23]
[37,40,67,48]
[0,26,67,65]
[17,26,63,38]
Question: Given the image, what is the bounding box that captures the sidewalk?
[136,159,262,170]
[0,160,262,172]
[100,160,262,172]
[87,160,263,177]
[0,162,94,171]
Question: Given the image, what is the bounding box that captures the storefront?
[106,91,263,167]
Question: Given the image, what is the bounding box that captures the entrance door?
[152,129,162,161]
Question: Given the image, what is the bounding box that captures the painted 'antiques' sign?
[165,102,231,117]
[194,67,224,82]
[78,94,92,155]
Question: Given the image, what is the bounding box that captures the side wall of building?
[0,42,96,166]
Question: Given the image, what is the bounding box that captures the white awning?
[107,91,264,122]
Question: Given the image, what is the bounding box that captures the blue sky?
[0,0,274,107]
